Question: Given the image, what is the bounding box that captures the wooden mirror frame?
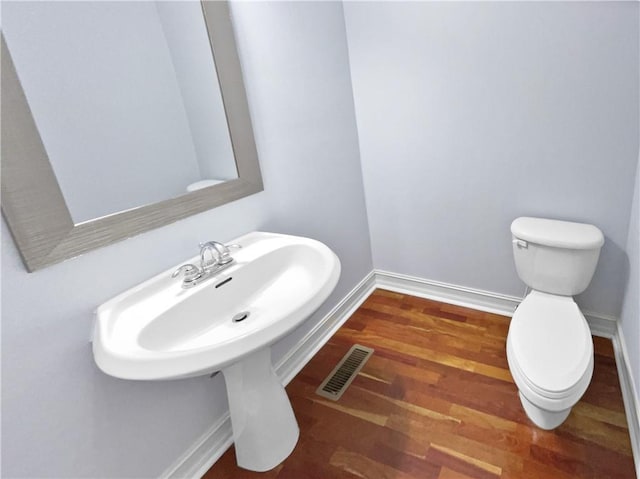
[1,1,262,272]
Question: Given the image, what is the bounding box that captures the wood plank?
[369,442,441,478]
[428,443,502,476]
[330,446,423,479]
[438,467,477,479]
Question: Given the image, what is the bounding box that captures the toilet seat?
[507,291,593,409]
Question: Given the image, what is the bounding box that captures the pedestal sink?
[92,232,341,471]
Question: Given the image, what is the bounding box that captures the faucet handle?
[171,263,200,280]
[226,243,242,250]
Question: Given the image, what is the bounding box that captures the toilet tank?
[511,217,604,296]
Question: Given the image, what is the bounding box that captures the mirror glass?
[1,0,262,272]
[3,1,238,223]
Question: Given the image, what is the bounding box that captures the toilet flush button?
[513,239,528,249]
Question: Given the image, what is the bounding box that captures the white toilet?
[507,216,604,429]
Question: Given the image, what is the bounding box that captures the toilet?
[507,216,604,429]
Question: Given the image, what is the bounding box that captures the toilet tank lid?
[511,217,604,250]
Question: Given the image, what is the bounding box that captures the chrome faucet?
[199,241,232,269]
[171,264,200,283]
[171,241,242,288]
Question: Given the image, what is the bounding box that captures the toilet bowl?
[507,291,594,429]
[508,217,604,429]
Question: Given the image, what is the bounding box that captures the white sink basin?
[92,232,340,472]
[93,231,340,380]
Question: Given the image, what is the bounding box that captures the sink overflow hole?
[215,277,233,289]
[232,311,250,323]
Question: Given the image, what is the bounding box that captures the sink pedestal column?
[222,347,299,471]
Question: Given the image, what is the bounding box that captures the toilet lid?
[509,292,593,394]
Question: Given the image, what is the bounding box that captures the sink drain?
[232,311,250,323]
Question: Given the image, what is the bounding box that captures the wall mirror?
[1,0,262,272]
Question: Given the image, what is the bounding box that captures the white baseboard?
[162,269,638,478]
[161,272,377,479]
[613,321,640,478]
[375,270,521,317]
[583,311,618,338]
[159,413,232,479]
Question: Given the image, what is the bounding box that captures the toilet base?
[519,391,571,430]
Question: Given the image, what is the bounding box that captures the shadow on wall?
[576,237,629,318]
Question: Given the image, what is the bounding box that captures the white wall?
[344,1,639,318]
[618,4,640,417]
[0,2,372,477]
[621,156,639,414]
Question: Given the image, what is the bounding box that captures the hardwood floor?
[204,289,636,478]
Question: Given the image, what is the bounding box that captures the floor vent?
[316,344,374,401]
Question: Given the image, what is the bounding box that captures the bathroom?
[1,1,638,478]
